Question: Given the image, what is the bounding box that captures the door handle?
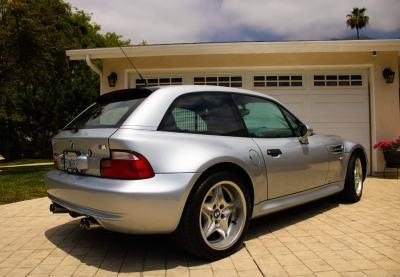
[267,149,282,157]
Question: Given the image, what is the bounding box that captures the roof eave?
[66,39,400,60]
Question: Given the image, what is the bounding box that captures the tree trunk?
[357,28,359,40]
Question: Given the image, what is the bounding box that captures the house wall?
[101,51,400,173]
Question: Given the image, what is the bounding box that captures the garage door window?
[253,75,303,88]
[313,74,362,87]
[193,76,242,87]
[136,77,183,88]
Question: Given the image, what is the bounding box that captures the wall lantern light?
[383,68,395,84]
[108,72,117,87]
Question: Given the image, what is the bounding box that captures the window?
[159,93,247,137]
[313,74,362,87]
[253,75,303,88]
[232,95,293,138]
[64,99,145,130]
[136,77,183,88]
[193,76,242,87]
[172,108,207,132]
[281,108,302,137]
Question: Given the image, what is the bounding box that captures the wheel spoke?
[207,188,219,207]
[215,226,227,239]
[219,218,229,237]
[204,220,217,238]
[222,199,237,217]
[216,186,225,206]
[202,203,214,217]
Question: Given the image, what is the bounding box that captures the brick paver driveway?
[0,177,399,277]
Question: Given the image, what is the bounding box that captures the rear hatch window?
[63,89,154,130]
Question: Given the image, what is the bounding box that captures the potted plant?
[374,136,400,165]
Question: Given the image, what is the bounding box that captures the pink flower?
[374,138,400,151]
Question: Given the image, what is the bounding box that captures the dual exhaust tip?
[80,217,102,230]
[49,203,102,230]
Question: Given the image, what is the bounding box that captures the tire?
[172,171,251,259]
[339,153,364,202]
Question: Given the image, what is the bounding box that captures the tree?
[346,7,370,40]
[0,0,130,161]
[138,40,148,45]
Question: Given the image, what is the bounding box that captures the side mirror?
[298,125,313,144]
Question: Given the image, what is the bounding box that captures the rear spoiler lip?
[97,87,160,103]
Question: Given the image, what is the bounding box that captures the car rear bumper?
[44,169,200,234]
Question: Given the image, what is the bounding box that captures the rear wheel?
[172,171,251,259]
[340,153,364,202]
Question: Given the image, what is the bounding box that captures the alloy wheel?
[354,157,363,196]
[199,181,246,250]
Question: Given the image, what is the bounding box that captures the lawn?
[0,165,53,205]
[0,159,53,167]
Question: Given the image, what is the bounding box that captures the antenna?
[116,41,147,86]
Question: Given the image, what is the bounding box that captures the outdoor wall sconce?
[108,72,117,87]
[383,68,395,84]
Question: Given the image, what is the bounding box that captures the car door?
[232,94,329,199]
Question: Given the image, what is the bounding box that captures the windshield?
[63,98,145,130]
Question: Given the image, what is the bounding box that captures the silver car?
[45,85,367,259]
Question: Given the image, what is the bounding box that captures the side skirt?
[251,181,344,219]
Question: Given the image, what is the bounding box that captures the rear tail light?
[100,150,155,179]
[53,152,58,168]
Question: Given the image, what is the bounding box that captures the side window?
[172,108,207,131]
[159,93,247,137]
[281,108,302,137]
[232,94,293,138]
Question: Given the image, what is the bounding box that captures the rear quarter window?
[158,93,247,137]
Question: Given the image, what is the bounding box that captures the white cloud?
[66,0,400,44]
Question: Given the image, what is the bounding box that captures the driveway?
[0,177,399,277]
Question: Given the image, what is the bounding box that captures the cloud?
[66,0,400,44]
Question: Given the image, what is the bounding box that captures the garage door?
[129,69,371,173]
[248,69,370,175]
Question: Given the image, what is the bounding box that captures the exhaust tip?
[85,218,101,230]
[79,217,102,230]
[80,218,87,228]
[49,203,69,214]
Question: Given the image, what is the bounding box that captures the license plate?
[65,152,78,170]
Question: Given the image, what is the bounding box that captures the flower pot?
[383,151,400,165]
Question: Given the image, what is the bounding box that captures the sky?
[65,0,400,45]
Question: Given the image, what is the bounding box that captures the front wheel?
[339,153,364,202]
[172,171,251,259]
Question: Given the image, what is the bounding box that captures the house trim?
[67,40,400,60]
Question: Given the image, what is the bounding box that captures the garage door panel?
[311,95,369,119]
[311,123,370,150]
[270,95,308,118]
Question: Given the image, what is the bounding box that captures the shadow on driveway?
[45,195,341,274]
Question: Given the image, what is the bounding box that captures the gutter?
[85,54,103,95]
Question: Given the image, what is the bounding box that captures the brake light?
[53,153,58,168]
[100,150,155,179]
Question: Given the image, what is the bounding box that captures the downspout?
[85,54,103,95]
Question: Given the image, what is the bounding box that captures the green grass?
[0,165,53,205]
[0,159,53,167]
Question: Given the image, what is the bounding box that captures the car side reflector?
[100,150,155,179]
[53,153,59,168]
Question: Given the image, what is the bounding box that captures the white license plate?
[65,152,78,170]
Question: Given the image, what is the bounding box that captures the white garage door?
[129,68,371,173]
[248,69,370,174]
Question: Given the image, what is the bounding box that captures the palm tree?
[346,7,370,40]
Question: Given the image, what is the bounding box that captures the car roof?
[120,85,283,130]
[148,85,281,103]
